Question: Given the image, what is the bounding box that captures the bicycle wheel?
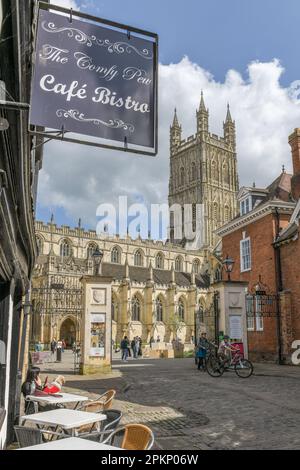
[234,359,253,378]
[206,355,225,377]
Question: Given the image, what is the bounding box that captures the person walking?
[197,332,209,371]
[131,338,137,358]
[121,336,129,362]
[138,337,142,357]
[149,336,154,349]
[50,338,57,355]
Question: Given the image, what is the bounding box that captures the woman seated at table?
[21,367,66,414]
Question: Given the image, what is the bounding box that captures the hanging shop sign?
[29,2,158,155]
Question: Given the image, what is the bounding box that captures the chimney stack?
[288,128,300,200]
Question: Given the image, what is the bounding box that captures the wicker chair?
[14,426,65,448]
[78,390,116,413]
[96,389,116,410]
[102,424,154,450]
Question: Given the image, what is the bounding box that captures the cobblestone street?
[40,352,300,450]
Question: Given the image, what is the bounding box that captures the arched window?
[87,243,98,258]
[131,296,141,321]
[36,237,43,255]
[178,298,185,322]
[155,297,163,322]
[60,239,72,257]
[212,160,217,181]
[175,256,183,272]
[193,259,200,274]
[156,252,164,269]
[134,249,143,267]
[180,167,185,186]
[198,304,204,323]
[111,246,121,264]
[112,297,118,322]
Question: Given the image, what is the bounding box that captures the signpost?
[29,2,158,155]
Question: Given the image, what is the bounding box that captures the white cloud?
[50,0,80,10]
[37,57,300,228]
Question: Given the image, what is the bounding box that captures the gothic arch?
[175,255,183,272]
[177,296,186,322]
[111,245,122,264]
[59,238,73,257]
[192,258,201,274]
[155,294,165,322]
[134,249,144,267]
[86,242,98,258]
[131,292,144,322]
[59,315,80,347]
[155,252,164,269]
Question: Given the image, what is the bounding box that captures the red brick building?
[216,128,300,363]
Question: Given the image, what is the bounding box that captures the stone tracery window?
[178,298,185,322]
[60,239,72,257]
[156,252,164,269]
[193,259,200,274]
[155,297,163,322]
[131,296,141,321]
[87,243,98,258]
[175,256,183,272]
[111,246,121,264]
[134,249,144,267]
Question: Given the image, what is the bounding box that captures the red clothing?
[43,381,61,394]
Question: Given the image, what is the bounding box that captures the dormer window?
[240,197,252,216]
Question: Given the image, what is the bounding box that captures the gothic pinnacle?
[199,90,207,112]
[225,103,233,123]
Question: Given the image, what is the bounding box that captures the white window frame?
[240,237,251,272]
[240,196,252,216]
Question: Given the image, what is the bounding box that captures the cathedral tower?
[168,93,239,249]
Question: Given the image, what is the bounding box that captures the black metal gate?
[245,291,282,362]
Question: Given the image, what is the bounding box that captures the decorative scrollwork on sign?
[56,109,135,132]
[41,21,153,59]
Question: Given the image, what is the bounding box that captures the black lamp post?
[92,247,104,275]
[223,255,235,281]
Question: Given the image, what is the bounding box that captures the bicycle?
[206,346,253,378]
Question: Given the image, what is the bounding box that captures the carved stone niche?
[228,292,242,308]
[91,288,106,306]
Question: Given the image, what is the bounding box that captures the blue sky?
[78,0,299,86]
[37,0,300,230]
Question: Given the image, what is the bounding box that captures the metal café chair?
[78,409,122,442]
[14,425,66,448]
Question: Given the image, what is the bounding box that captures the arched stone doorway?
[60,318,76,348]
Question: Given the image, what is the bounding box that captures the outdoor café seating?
[78,390,116,412]
[14,426,67,449]
[102,424,154,450]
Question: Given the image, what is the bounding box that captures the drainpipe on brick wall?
[274,208,283,364]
